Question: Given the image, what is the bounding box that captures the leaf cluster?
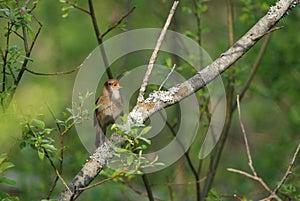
[103,117,164,177]
[20,115,57,160]
[0,153,19,201]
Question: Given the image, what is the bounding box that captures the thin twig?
[15,0,30,86]
[152,178,206,186]
[28,15,42,53]
[61,103,86,136]
[87,3,136,79]
[24,0,30,9]
[25,63,84,76]
[232,33,272,110]
[3,1,42,107]
[46,103,63,133]
[27,0,40,14]
[7,64,17,83]
[137,1,179,102]
[158,64,176,91]
[158,111,201,200]
[226,0,234,46]
[166,176,174,201]
[65,0,90,14]
[235,95,273,195]
[192,0,202,46]
[142,174,154,201]
[48,169,60,198]
[234,96,300,200]
[102,6,136,38]
[79,171,125,191]
[273,142,300,193]
[87,0,112,79]
[202,15,274,199]
[233,194,244,201]
[201,0,235,196]
[11,30,24,40]
[250,26,283,41]
[0,47,4,60]
[236,95,256,176]
[46,104,65,199]
[159,112,199,180]
[1,23,13,94]
[227,95,282,200]
[123,178,165,201]
[44,150,72,195]
[227,168,272,193]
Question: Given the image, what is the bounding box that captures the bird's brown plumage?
[94,79,123,147]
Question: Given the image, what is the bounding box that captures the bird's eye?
[108,82,112,85]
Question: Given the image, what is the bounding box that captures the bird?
[94,79,123,147]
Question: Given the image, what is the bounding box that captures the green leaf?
[0,154,8,165]
[37,148,45,160]
[26,24,35,40]
[0,177,16,186]
[139,126,152,136]
[182,6,192,14]
[0,191,19,200]
[207,188,223,201]
[42,144,57,152]
[114,147,129,153]
[0,9,10,14]
[120,114,128,123]
[0,162,15,174]
[19,141,26,149]
[137,137,151,145]
[44,128,54,135]
[153,162,165,166]
[165,57,172,67]
[66,108,73,114]
[127,155,134,165]
[8,45,19,52]
[111,123,117,130]
[136,144,147,151]
[31,119,45,129]
[23,13,32,22]
[130,123,144,129]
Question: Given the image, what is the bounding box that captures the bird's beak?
[117,83,122,89]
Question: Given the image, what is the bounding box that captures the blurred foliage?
[206,189,223,201]
[110,119,164,176]
[0,0,299,200]
[0,154,19,200]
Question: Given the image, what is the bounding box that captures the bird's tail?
[95,123,106,148]
[94,112,106,148]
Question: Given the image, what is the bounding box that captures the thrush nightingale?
[94,79,123,147]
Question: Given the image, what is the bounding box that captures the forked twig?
[102,6,136,38]
[228,95,300,201]
[44,150,72,195]
[273,142,300,193]
[137,1,179,102]
[228,95,276,197]
[64,0,90,14]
